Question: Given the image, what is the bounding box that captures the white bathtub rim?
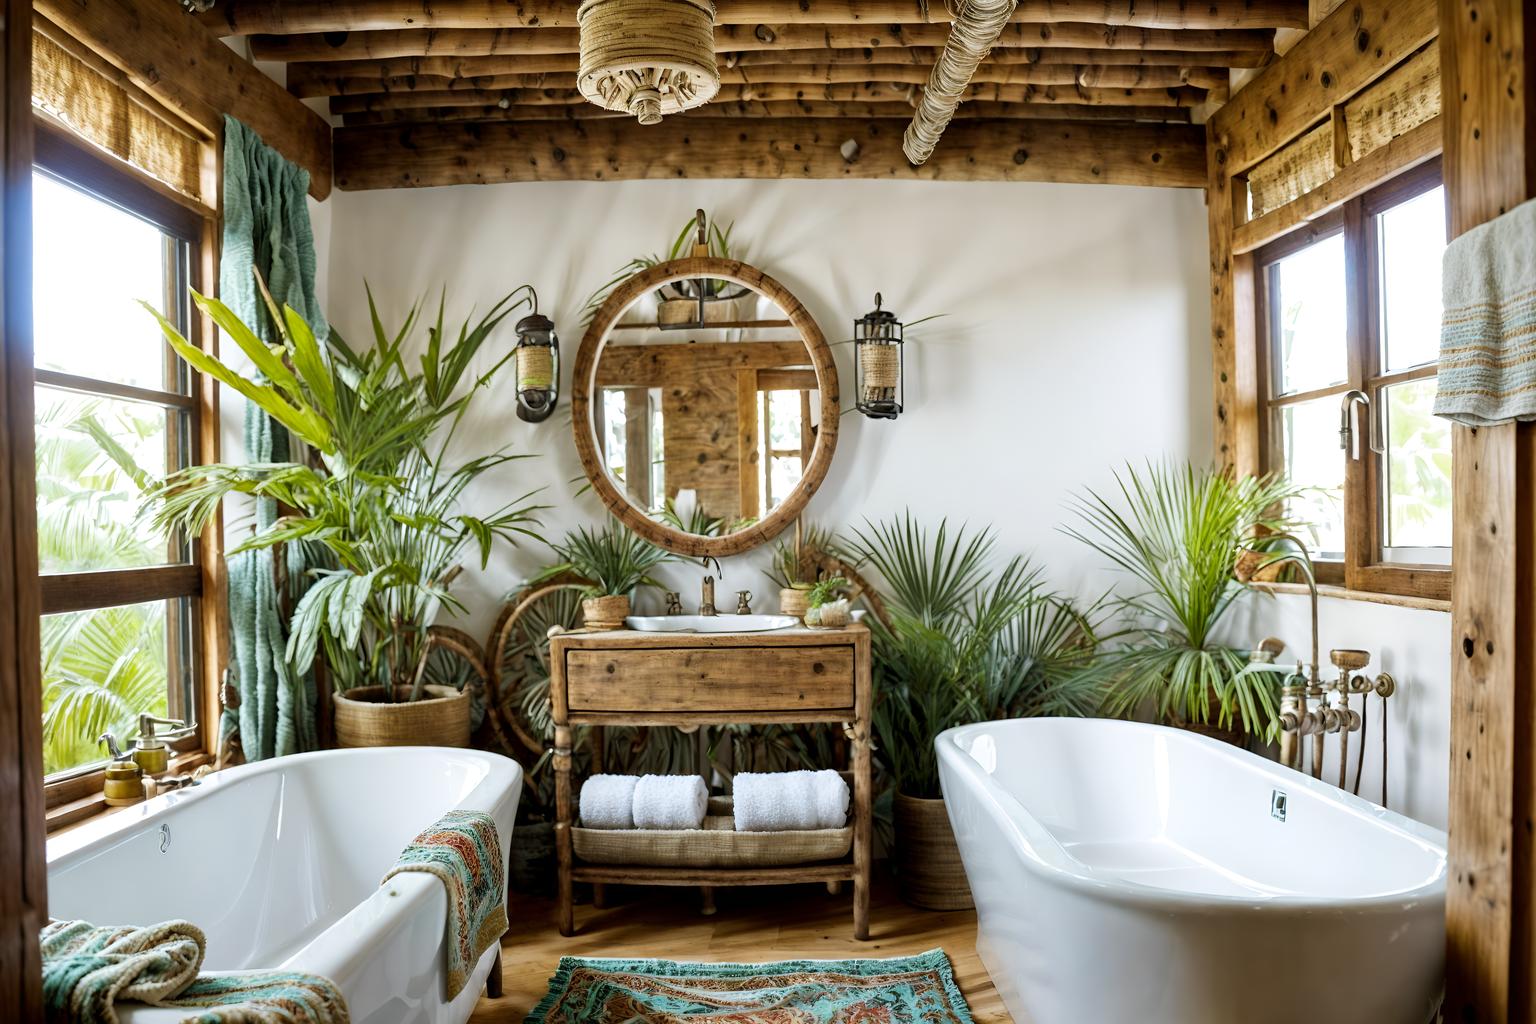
[937,718,1447,914]
[46,746,520,865]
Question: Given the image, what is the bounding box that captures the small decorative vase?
[582,594,631,630]
[779,587,811,619]
[894,792,974,910]
[333,684,471,748]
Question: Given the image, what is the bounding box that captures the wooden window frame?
[1254,157,1450,602]
[33,122,220,826]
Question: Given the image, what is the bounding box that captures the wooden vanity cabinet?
[549,624,873,938]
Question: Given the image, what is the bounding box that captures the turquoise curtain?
[220,115,327,761]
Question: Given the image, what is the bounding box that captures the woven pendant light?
[577,0,719,125]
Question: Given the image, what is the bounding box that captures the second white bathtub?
[937,718,1446,1024]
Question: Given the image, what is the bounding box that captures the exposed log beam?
[35,0,332,197]
[333,117,1205,188]
[251,24,1274,61]
[328,81,1204,112]
[340,99,1193,124]
[204,0,1308,34]
[301,63,1226,97]
[284,47,1261,94]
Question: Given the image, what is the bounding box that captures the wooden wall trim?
[0,0,47,1017]
[334,117,1206,189]
[34,0,332,199]
[1440,0,1536,1014]
[1208,0,1438,176]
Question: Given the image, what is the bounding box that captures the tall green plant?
[533,520,676,598]
[143,283,547,700]
[1063,461,1301,738]
[845,514,1101,798]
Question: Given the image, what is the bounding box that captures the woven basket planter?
[658,294,751,326]
[333,684,471,748]
[583,594,631,630]
[893,793,973,910]
[779,587,811,619]
[573,796,852,868]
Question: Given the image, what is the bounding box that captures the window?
[34,132,208,786]
[1256,161,1451,600]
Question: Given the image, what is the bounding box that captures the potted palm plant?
[582,210,750,327]
[1063,461,1301,745]
[142,283,546,748]
[846,514,1102,910]
[533,520,676,629]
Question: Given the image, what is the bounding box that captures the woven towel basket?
[577,0,719,124]
[573,795,853,868]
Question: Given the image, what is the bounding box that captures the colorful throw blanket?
[1435,194,1536,425]
[40,919,348,1024]
[381,809,508,1001]
[526,949,976,1024]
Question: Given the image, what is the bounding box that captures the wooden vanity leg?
[590,726,607,911]
[554,724,575,937]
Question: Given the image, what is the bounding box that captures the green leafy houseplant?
[532,519,676,628]
[1063,461,1302,741]
[143,283,547,708]
[581,211,741,324]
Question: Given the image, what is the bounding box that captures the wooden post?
[1440,0,1536,1018]
[0,0,46,1017]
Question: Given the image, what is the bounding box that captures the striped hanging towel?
[381,810,508,1001]
[39,919,349,1024]
[1434,195,1536,425]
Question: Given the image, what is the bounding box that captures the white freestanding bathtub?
[47,747,521,1024]
[937,718,1446,1024]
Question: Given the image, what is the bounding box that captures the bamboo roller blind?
[32,30,205,201]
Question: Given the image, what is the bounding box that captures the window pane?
[1382,378,1453,556]
[1379,186,1447,373]
[1277,397,1346,557]
[1269,234,1348,396]
[41,598,192,776]
[35,385,186,573]
[601,389,627,482]
[767,390,803,450]
[33,172,182,392]
[769,457,804,515]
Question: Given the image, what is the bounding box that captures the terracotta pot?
[582,594,631,630]
[893,792,973,910]
[779,587,810,619]
[332,684,471,748]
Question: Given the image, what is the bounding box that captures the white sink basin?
[625,614,799,633]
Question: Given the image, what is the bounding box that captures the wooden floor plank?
[472,879,1007,1022]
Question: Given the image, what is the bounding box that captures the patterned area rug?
[525,949,974,1024]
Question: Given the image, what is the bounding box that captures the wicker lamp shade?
[577,0,720,125]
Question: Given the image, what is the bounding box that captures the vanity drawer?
[565,646,855,713]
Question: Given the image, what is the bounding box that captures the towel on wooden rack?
[580,774,639,829]
[733,770,850,832]
[632,774,709,830]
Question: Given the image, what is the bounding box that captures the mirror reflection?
[592,283,822,537]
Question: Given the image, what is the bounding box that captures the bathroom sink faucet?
[1237,531,1319,774]
[699,576,717,616]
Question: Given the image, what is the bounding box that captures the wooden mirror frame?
[571,257,840,558]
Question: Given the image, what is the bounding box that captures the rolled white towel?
[733,769,849,831]
[579,774,638,829]
[632,774,709,830]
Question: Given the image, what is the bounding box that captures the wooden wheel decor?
[483,581,590,760]
[572,256,840,558]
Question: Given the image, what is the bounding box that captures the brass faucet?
[699,575,717,616]
[1237,532,1319,773]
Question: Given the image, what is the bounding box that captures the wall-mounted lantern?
[514,294,559,423]
[854,293,903,420]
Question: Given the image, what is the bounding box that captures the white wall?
[323,178,1211,620]
[317,176,1451,829]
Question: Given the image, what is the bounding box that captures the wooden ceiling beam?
[303,63,1225,97]
[251,23,1274,61]
[205,0,1308,34]
[286,48,1253,95]
[328,81,1204,112]
[333,116,1206,188]
[339,100,1194,124]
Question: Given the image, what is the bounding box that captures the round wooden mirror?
[571,257,840,558]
